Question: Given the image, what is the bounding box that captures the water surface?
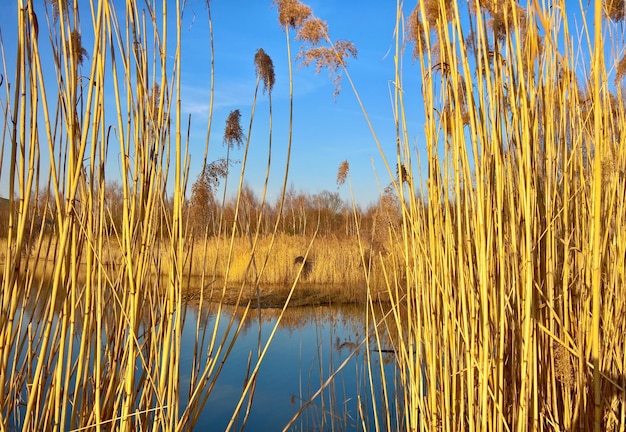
[181,302,398,431]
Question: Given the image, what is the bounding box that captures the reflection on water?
[6,275,399,431]
[181,302,399,431]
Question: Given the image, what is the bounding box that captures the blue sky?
[0,1,427,207]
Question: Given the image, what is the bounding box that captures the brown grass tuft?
[254,48,276,94]
[336,160,349,187]
[224,109,244,149]
[273,0,312,29]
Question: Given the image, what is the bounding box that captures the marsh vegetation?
[1,0,625,431]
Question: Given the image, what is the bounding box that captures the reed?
[186,234,390,286]
[372,1,626,431]
[3,0,625,430]
[0,1,304,430]
[273,0,626,430]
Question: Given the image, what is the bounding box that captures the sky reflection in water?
[180,303,398,431]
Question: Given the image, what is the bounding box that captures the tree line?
[1,180,404,251]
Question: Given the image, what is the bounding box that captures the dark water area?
[182,303,399,431]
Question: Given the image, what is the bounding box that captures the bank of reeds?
[362,1,626,431]
[272,0,625,430]
[187,234,391,285]
[0,1,310,430]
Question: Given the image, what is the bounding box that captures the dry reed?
[368,1,626,431]
[275,0,626,430]
[0,1,303,430]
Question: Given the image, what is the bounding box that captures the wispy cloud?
[181,68,328,117]
[181,80,255,116]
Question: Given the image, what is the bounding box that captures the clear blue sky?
[0,1,427,208]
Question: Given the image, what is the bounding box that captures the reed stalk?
[364,0,626,430]
[281,0,626,430]
[0,1,289,430]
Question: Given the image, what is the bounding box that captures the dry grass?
[4,0,625,431]
[2,233,398,306]
[187,234,378,283]
[274,0,626,430]
[362,1,626,431]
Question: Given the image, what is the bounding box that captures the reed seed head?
[254,48,276,94]
[273,0,312,29]
[336,160,349,187]
[148,83,161,120]
[474,1,527,43]
[370,185,400,254]
[224,109,244,149]
[273,0,356,98]
[296,17,328,45]
[553,343,575,389]
[407,6,426,59]
[616,53,626,83]
[297,40,357,97]
[423,0,454,26]
[45,0,65,20]
[69,30,88,66]
[604,0,625,21]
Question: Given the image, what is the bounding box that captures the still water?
[7,293,399,431]
[180,303,399,431]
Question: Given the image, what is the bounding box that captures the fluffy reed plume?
[615,53,626,82]
[273,0,312,29]
[45,0,64,20]
[369,186,400,255]
[147,83,161,120]
[553,343,576,390]
[295,17,327,45]
[423,0,454,25]
[336,160,349,187]
[480,2,527,42]
[254,48,276,94]
[605,0,626,21]
[224,109,244,149]
[274,0,356,97]
[297,41,357,96]
[189,164,218,234]
[69,29,88,66]
[407,7,426,59]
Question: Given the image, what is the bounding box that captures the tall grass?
[270,0,624,430]
[363,1,626,430]
[3,0,625,430]
[0,1,307,430]
[186,234,391,288]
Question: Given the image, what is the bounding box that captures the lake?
[5,282,400,431]
[180,302,399,431]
